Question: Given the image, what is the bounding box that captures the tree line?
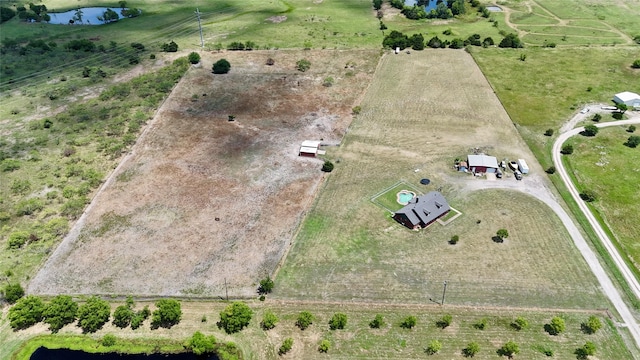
[383,29,522,50]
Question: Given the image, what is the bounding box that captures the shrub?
[575,341,596,359]
[449,235,459,245]
[499,33,523,48]
[185,331,216,355]
[112,304,134,328]
[130,306,150,329]
[329,313,347,330]
[261,310,278,330]
[259,276,275,294]
[400,316,417,329]
[266,58,275,66]
[537,345,554,356]
[296,59,311,72]
[545,316,565,335]
[592,113,602,122]
[582,124,599,136]
[217,301,252,334]
[323,76,334,87]
[130,42,145,51]
[544,128,554,136]
[318,339,330,353]
[498,341,520,357]
[77,296,111,333]
[369,314,385,328]
[579,190,597,202]
[296,311,314,330]
[463,342,480,357]
[436,314,452,329]
[9,295,45,330]
[188,52,201,64]
[212,59,231,74]
[628,125,636,133]
[632,59,640,69]
[352,106,362,115]
[101,334,117,347]
[546,166,556,174]
[624,135,640,148]
[581,315,602,334]
[511,316,529,331]
[473,318,487,330]
[561,144,574,154]
[7,231,30,249]
[161,41,178,52]
[425,340,442,355]
[321,160,334,172]
[279,338,293,355]
[43,295,78,333]
[3,283,25,303]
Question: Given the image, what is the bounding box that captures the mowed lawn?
[563,127,640,271]
[274,50,607,310]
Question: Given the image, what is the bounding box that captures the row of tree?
[383,30,522,50]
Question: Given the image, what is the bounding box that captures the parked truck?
[517,159,529,174]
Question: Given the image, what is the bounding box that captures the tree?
[130,306,150,330]
[498,341,520,358]
[628,125,636,133]
[112,303,134,328]
[383,30,410,50]
[279,338,294,355]
[77,296,111,333]
[591,113,602,122]
[321,160,334,172]
[187,52,201,64]
[511,316,529,331]
[579,190,597,202]
[318,339,331,353]
[410,34,425,50]
[575,341,596,359]
[581,315,602,334]
[161,41,178,52]
[616,103,628,114]
[3,283,25,304]
[449,38,465,49]
[463,342,480,357]
[212,59,231,74]
[402,5,427,20]
[451,0,466,15]
[329,313,347,330]
[258,276,274,294]
[561,144,574,155]
[499,34,523,48]
[296,59,311,72]
[0,6,17,23]
[582,124,599,137]
[544,128,554,136]
[185,331,216,355]
[261,310,279,330]
[482,37,494,47]
[400,315,417,329]
[436,314,452,329]
[431,2,453,19]
[449,235,459,245]
[151,299,182,329]
[43,295,78,333]
[427,36,445,49]
[8,295,45,330]
[373,0,383,10]
[296,311,314,330]
[473,318,487,330]
[632,59,640,69]
[624,135,640,148]
[546,316,565,335]
[369,314,385,328]
[98,8,119,23]
[425,340,442,355]
[495,229,509,243]
[218,301,252,334]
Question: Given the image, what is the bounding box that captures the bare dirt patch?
[266,15,287,23]
[28,50,380,298]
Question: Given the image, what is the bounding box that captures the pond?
[30,347,219,360]
[47,7,136,25]
[404,0,438,11]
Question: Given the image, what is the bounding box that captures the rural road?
[454,113,640,349]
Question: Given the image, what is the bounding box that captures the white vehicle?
[517,159,529,174]
[601,106,618,111]
[580,108,589,114]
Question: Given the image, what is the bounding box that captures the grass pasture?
[274,50,607,310]
[563,127,640,271]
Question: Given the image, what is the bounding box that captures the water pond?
[30,347,219,360]
[404,0,439,11]
[47,7,135,25]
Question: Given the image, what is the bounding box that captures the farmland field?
[274,50,608,310]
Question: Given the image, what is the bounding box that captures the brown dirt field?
[28,50,380,298]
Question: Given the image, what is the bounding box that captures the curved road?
[553,115,640,347]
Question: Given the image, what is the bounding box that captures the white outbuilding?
[613,91,640,108]
[298,140,326,157]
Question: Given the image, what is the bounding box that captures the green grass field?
[563,127,640,271]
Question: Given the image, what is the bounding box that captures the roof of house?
[614,92,640,102]
[467,154,499,169]
[299,146,317,154]
[301,140,322,148]
[395,191,450,227]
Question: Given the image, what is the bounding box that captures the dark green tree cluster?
[77,296,111,333]
[187,52,201,64]
[384,30,493,50]
[8,295,45,330]
[3,283,25,303]
[43,295,78,333]
[97,8,119,23]
[227,41,257,50]
[258,276,274,294]
[16,3,50,22]
[582,124,599,137]
[625,135,640,148]
[213,59,231,74]
[218,301,253,334]
[0,6,17,23]
[161,41,179,52]
[112,296,150,329]
[498,33,523,48]
[151,298,182,329]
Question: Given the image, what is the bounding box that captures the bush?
[296,311,314,330]
[498,341,519,357]
[130,42,145,51]
[112,304,134,328]
[400,316,417,329]
[582,124,599,137]
[15,198,44,216]
[296,59,311,72]
[425,340,442,355]
[511,316,529,330]
[217,301,252,334]
[499,33,523,48]
[463,342,480,357]
[77,296,111,333]
[321,160,334,172]
[279,338,293,355]
[212,59,231,74]
[318,339,330,353]
[43,295,78,333]
[449,235,459,245]
[628,125,636,133]
[3,283,25,303]
[188,52,201,64]
[592,113,602,122]
[632,59,640,69]
[161,41,178,52]
[266,58,275,66]
[575,341,596,359]
[561,144,574,154]
[9,295,45,330]
[101,334,117,347]
[130,306,150,330]
[473,318,487,330]
[581,315,602,334]
[545,316,565,335]
[151,299,182,329]
[7,231,30,249]
[436,314,452,329]
[258,276,274,294]
[579,190,597,202]
[261,310,278,330]
[352,106,362,115]
[369,314,385,328]
[185,331,216,355]
[544,128,554,136]
[624,135,640,148]
[546,166,556,174]
[329,313,347,330]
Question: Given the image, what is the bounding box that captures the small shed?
[613,92,640,108]
[467,154,499,174]
[298,140,325,157]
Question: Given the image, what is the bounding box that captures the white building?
[613,91,640,108]
[298,140,325,157]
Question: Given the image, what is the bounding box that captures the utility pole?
[441,280,448,305]
[195,8,204,48]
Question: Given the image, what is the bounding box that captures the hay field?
[27,50,380,297]
[275,50,608,309]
